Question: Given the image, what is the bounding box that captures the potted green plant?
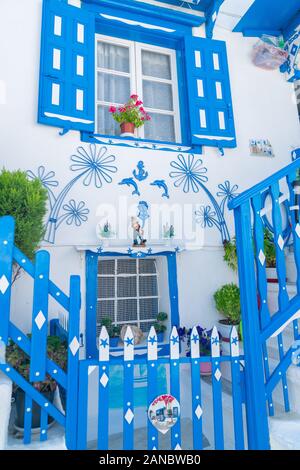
[6,340,57,432]
[223,238,238,272]
[0,169,47,282]
[109,94,151,137]
[154,312,168,343]
[100,317,121,347]
[214,284,241,342]
[264,228,277,282]
[47,336,68,412]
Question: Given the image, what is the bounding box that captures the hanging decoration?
[148,394,180,434]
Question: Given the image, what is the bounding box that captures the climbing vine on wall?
[169,154,239,242]
[27,144,117,244]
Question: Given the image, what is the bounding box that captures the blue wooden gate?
[229,157,300,450]
[0,215,80,448]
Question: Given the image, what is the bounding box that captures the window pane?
[117,276,137,298]
[143,80,173,111]
[144,113,175,142]
[142,50,171,79]
[96,300,115,322]
[139,259,156,274]
[97,72,130,104]
[98,259,115,275]
[97,276,115,299]
[139,298,158,320]
[97,105,120,135]
[117,299,137,322]
[97,42,130,73]
[117,259,137,275]
[139,276,158,297]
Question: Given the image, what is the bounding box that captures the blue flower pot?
[110,336,119,348]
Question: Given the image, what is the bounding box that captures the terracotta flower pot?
[120,122,135,137]
[200,360,212,376]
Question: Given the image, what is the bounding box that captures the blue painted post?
[190,326,203,450]
[252,195,274,416]
[98,327,110,450]
[23,394,33,445]
[76,361,89,450]
[211,326,224,450]
[270,183,290,412]
[167,254,180,327]
[30,250,50,382]
[40,409,48,442]
[65,275,81,450]
[86,252,98,359]
[0,216,15,344]
[123,327,135,450]
[234,202,270,450]
[170,326,181,450]
[147,326,158,451]
[230,327,245,450]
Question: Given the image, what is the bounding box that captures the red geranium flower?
[130,94,139,101]
[109,106,117,113]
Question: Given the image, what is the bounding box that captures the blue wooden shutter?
[38,0,95,133]
[184,36,236,149]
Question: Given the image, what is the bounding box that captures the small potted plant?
[154,312,168,342]
[214,284,241,342]
[264,228,277,282]
[100,317,121,347]
[109,94,151,137]
[6,340,57,432]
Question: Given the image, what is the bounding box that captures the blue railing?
[229,157,300,449]
[0,216,80,448]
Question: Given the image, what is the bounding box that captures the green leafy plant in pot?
[100,317,121,347]
[0,169,47,283]
[214,283,241,342]
[153,312,168,343]
[264,228,277,282]
[6,339,59,431]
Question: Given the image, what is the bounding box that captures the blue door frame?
[85,250,180,359]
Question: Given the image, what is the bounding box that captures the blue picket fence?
[0,215,248,450]
[76,325,246,451]
[229,157,300,449]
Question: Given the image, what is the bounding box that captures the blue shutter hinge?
[217,144,225,156]
[59,127,70,136]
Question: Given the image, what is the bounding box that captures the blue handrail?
[228,157,300,210]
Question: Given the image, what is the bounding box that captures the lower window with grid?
[96,258,159,339]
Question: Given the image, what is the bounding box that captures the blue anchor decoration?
[150,179,170,199]
[133,161,148,182]
[118,177,140,196]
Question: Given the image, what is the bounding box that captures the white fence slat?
[170,326,180,360]
[211,326,220,358]
[99,326,110,362]
[124,326,134,361]
[147,326,158,360]
[190,326,200,359]
[230,326,239,358]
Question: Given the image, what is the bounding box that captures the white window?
[96,35,181,143]
[97,258,159,337]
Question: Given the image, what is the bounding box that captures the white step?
[269,412,300,450]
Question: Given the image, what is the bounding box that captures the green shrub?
[223,238,238,272]
[214,283,241,324]
[154,312,168,333]
[264,228,276,268]
[100,317,121,338]
[0,169,47,260]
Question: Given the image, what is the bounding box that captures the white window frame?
[97,258,160,332]
[95,34,181,143]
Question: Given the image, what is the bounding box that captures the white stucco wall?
[0,0,299,339]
